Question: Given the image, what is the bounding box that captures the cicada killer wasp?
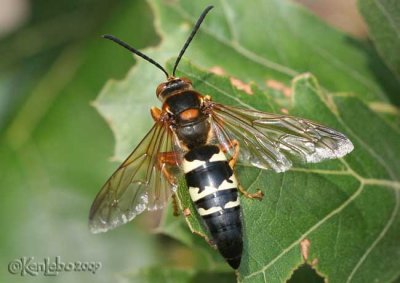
[89,6,354,269]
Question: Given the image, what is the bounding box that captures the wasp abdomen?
[183,145,243,269]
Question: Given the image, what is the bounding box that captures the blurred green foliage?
[1,0,400,283]
[0,1,165,283]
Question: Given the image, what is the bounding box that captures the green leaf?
[98,59,400,281]
[97,58,400,282]
[171,61,400,283]
[0,1,162,282]
[94,1,400,282]
[95,0,400,161]
[358,0,400,78]
[125,266,235,283]
[160,0,399,104]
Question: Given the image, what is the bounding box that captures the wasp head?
[156,77,193,101]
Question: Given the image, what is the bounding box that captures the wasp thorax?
[156,77,192,101]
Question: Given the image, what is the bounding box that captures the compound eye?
[156,83,167,97]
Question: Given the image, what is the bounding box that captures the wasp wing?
[210,103,353,172]
[89,122,179,233]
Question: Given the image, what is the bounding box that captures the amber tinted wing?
[89,123,179,233]
[210,103,353,172]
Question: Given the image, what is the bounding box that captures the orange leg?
[238,185,264,200]
[150,107,162,121]
[157,152,182,216]
[152,106,179,184]
[152,106,178,184]
[157,151,180,185]
[151,107,183,215]
[219,139,240,169]
[220,140,264,200]
[171,194,180,216]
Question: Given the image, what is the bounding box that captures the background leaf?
[95,0,400,282]
[125,266,235,283]
[171,61,400,283]
[0,1,162,283]
[2,0,400,282]
[358,0,400,78]
[96,0,399,163]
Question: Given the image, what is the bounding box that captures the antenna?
[172,5,214,76]
[102,34,169,78]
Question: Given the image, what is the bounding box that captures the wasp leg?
[151,105,181,216]
[157,151,181,216]
[220,140,263,200]
[207,238,217,249]
[171,194,180,216]
[183,208,191,217]
[219,139,239,168]
[157,151,180,186]
[228,140,239,168]
[238,184,264,200]
[152,105,178,184]
[150,107,162,121]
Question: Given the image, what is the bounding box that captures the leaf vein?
[173,5,299,77]
[373,0,400,40]
[220,0,239,43]
[242,183,364,281]
[346,189,400,282]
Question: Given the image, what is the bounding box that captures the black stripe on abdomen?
[194,188,237,209]
[183,145,243,269]
[203,205,242,269]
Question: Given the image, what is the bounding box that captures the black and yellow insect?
[89,6,354,269]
